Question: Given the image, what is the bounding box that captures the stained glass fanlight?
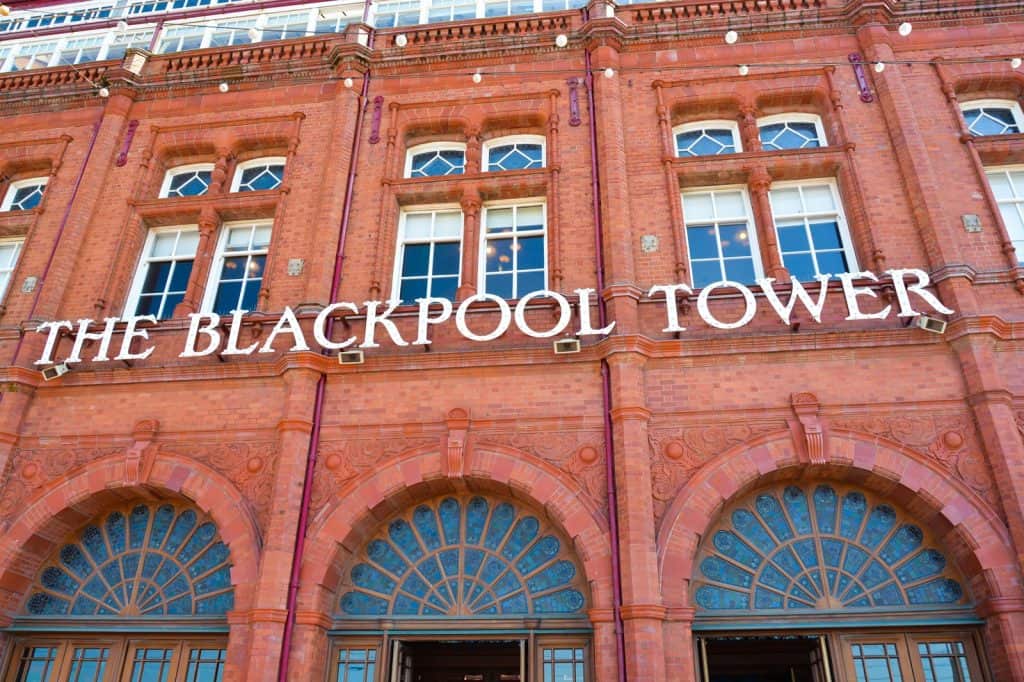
[24,504,234,617]
[693,485,966,612]
[339,496,587,617]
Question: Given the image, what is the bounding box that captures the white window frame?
[403,142,467,179]
[1,177,49,211]
[680,184,763,288]
[390,204,464,306]
[230,157,287,192]
[673,120,743,157]
[768,178,858,279]
[985,164,1024,264]
[959,98,1024,137]
[124,225,200,319]
[482,135,546,172]
[756,113,828,150]
[0,237,24,302]
[159,163,215,199]
[200,220,273,314]
[478,198,547,299]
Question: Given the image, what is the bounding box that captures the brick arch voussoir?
[300,444,612,616]
[0,451,262,618]
[657,431,1017,608]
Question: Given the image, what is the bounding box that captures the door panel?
[835,631,987,682]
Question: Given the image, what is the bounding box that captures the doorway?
[702,636,830,682]
[393,640,523,682]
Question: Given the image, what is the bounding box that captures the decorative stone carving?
[444,408,470,479]
[0,446,126,522]
[790,392,825,465]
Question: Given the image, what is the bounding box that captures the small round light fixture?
[1012,57,1023,70]
[116,20,129,32]
[874,61,886,73]
[0,4,10,17]
[555,33,568,48]
[98,86,110,98]
[738,64,749,76]
[472,70,482,84]
[897,21,912,36]
[218,82,229,93]
[725,29,738,44]
[395,33,408,47]
[343,77,354,88]
[603,67,614,78]
[247,27,260,41]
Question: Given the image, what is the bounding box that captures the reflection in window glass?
[129,648,175,682]
[483,203,546,299]
[14,646,57,682]
[210,223,271,314]
[373,0,421,26]
[336,648,377,682]
[850,643,903,682]
[185,648,226,682]
[918,642,971,682]
[682,189,759,287]
[769,182,851,281]
[68,647,110,682]
[543,647,585,682]
[759,120,823,150]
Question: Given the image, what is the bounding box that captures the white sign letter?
[697,281,757,330]
[361,300,409,348]
[757,275,831,324]
[456,294,512,342]
[67,317,120,363]
[34,320,73,365]
[180,313,222,357]
[259,307,310,353]
[116,315,157,361]
[314,302,359,350]
[514,290,572,338]
[647,283,693,332]
[886,268,955,317]
[222,310,259,356]
[837,271,891,321]
[574,288,615,336]
[414,297,454,346]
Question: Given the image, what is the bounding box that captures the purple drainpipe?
[0,106,105,410]
[276,19,374,682]
[583,12,629,682]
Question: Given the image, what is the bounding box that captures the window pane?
[719,223,752,258]
[683,193,714,222]
[142,261,172,295]
[517,269,545,297]
[486,208,514,233]
[402,244,431,277]
[783,253,817,282]
[760,120,822,150]
[676,128,736,156]
[714,191,745,219]
[68,647,110,682]
[518,205,544,229]
[777,224,810,252]
[687,226,719,260]
[130,649,174,682]
[433,242,460,276]
[486,272,513,299]
[399,278,428,303]
[769,187,803,215]
[816,250,849,276]
[405,213,432,240]
[213,281,242,314]
[432,276,458,302]
[691,260,723,288]
[15,647,57,682]
[724,258,756,284]
[486,238,514,272]
[803,185,836,212]
[518,236,545,270]
[810,221,843,250]
[434,211,462,238]
[186,648,225,682]
[152,232,177,258]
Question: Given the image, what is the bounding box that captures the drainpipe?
[0,103,104,405]
[276,21,374,682]
[582,13,628,682]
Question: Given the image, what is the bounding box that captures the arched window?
[230,157,286,192]
[674,120,742,157]
[693,484,967,613]
[405,142,467,178]
[160,163,215,198]
[7,503,234,682]
[960,98,1024,136]
[757,113,827,151]
[1,176,48,211]
[483,135,545,172]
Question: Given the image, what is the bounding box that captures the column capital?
[620,603,667,621]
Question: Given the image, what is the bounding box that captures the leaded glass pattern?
[693,485,966,613]
[24,504,234,617]
[962,105,1021,136]
[918,641,972,682]
[338,495,587,617]
[676,127,739,157]
[162,168,212,198]
[233,161,284,192]
[486,140,544,171]
[408,148,466,177]
[758,119,824,150]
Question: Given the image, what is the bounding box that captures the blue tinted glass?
[782,253,816,282]
[675,131,701,155]
[142,262,172,294]
[169,260,193,292]
[809,221,842,250]
[723,258,756,284]
[399,278,427,304]
[401,244,430,276]
[433,242,460,276]
[687,226,719,260]
[431,276,458,302]
[777,225,810,252]
[816,251,848,277]
[486,239,514,273]
[517,270,545,297]
[518,236,545,270]
[213,281,242,315]
[692,261,722,288]
[239,275,262,311]
[719,223,752,258]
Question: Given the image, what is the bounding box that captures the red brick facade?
[1,0,1024,679]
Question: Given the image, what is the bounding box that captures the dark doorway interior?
[405,640,521,682]
[705,636,827,682]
